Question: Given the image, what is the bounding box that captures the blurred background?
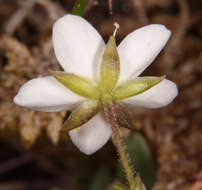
[0,0,202,190]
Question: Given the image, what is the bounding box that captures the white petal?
[122,79,178,108]
[53,14,105,79]
[14,76,85,112]
[69,113,112,155]
[118,24,171,81]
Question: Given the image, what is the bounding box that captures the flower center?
[101,92,113,103]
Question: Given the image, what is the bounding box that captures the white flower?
[14,14,178,155]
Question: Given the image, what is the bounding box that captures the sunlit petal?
[53,14,105,79]
[118,24,171,82]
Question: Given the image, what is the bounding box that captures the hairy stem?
[104,102,136,188]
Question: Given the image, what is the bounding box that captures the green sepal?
[114,76,165,100]
[63,100,99,131]
[99,36,120,93]
[50,70,100,99]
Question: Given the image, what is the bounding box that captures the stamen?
[76,127,81,131]
[113,22,120,37]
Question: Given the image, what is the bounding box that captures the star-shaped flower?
[14,14,178,155]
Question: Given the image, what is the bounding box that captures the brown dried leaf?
[46,112,64,145]
[19,109,42,148]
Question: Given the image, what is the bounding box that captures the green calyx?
[50,35,165,130]
[50,35,120,104]
[50,36,164,103]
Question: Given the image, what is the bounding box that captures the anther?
[113,22,120,37]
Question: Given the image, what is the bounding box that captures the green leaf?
[114,76,165,99]
[113,184,128,190]
[63,100,99,131]
[50,70,100,99]
[118,133,156,190]
[99,36,120,93]
[89,167,112,190]
[72,0,88,16]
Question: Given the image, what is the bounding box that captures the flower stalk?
[104,102,136,189]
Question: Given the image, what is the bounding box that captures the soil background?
[0,0,202,190]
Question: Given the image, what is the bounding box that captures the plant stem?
[104,102,136,188]
[108,0,113,14]
[72,0,88,16]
